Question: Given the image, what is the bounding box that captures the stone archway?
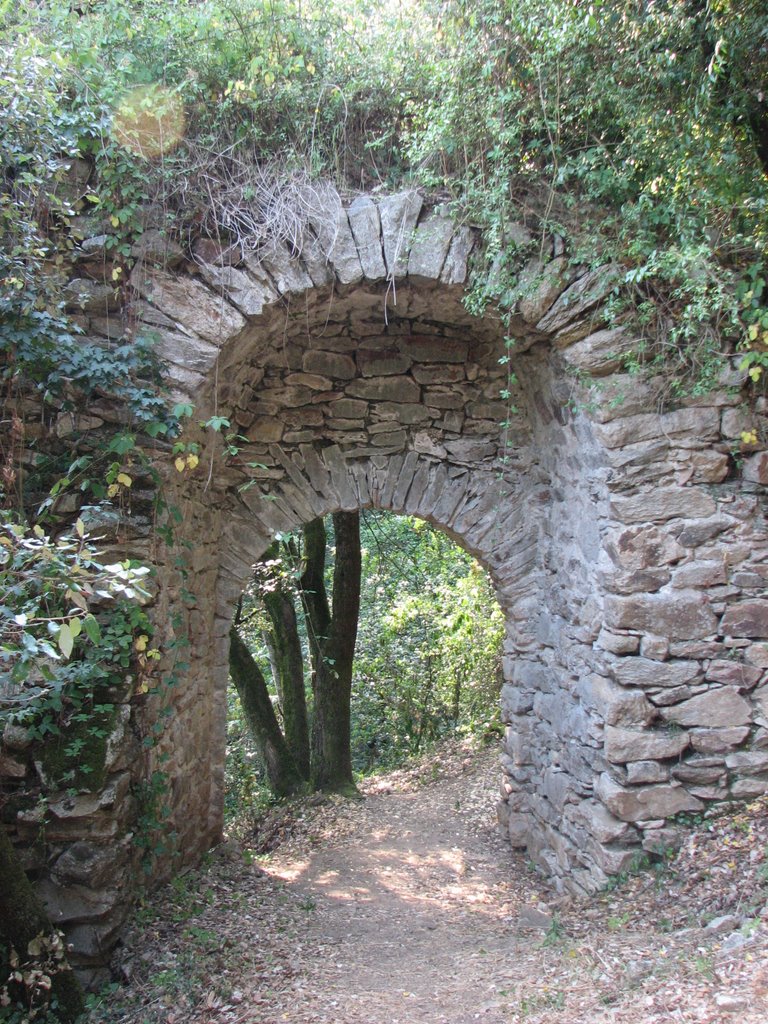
[7,187,768,975]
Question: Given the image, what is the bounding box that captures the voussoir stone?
[347,196,387,280]
[595,772,702,822]
[407,213,455,279]
[720,600,768,638]
[660,686,752,728]
[304,184,363,285]
[131,267,245,345]
[559,327,637,376]
[537,264,621,333]
[379,191,423,278]
[604,591,718,640]
[517,257,570,324]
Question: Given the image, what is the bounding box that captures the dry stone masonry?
[3,183,768,977]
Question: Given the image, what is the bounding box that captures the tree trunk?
[262,583,311,780]
[305,512,361,792]
[0,824,85,1023]
[228,627,305,798]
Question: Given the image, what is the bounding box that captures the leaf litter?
[93,739,768,1024]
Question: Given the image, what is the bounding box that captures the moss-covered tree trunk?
[228,627,305,797]
[0,824,85,1022]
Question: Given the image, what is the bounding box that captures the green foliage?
[0,514,155,762]
[351,513,504,770]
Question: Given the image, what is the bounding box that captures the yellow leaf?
[107,483,120,498]
[134,634,149,652]
[748,323,759,341]
[741,429,758,445]
[186,453,199,470]
[749,366,763,382]
[116,472,132,487]
[110,215,120,228]
[111,267,123,281]
[75,518,85,537]
[174,457,186,472]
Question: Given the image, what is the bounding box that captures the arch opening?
[224,509,506,818]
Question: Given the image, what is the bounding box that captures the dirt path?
[103,744,768,1024]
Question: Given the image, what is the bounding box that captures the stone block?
[610,488,717,524]
[689,726,751,753]
[611,657,700,688]
[347,196,387,279]
[399,335,469,363]
[346,375,421,403]
[131,267,245,346]
[379,191,423,277]
[706,660,762,689]
[596,407,719,450]
[537,264,621,333]
[440,225,476,285]
[357,346,412,376]
[517,257,570,324]
[660,686,752,727]
[742,451,768,485]
[604,591,718,640]
[626,760,670,784]
[720,600,768,638]
[304,184,363,285]
[560,327,637,376]
[303,349,357,379]
[604,725,689,764]
[407,212,455,279]
[595,772,702,822]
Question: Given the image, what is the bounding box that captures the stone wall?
[2,184,767,975]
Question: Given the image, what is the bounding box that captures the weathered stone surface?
[131,267,245,345]
[611,657,700,689]
[626,760,670,784]
[610,488,717,524]
[197,261,276,317]
[517,257,570,324]
[346,376,421,403]
[577,675,655,727]
[660,686,752,728]
[357,346,412,376]
[131,229,184,267]
[706,660,762,689]
[400,335,469,363]
[742,451,768,485]
[604,591,718,640]
[440,225,475,285]
[720,601,768,638]
[724,750,768,773]
[379,191,423,277]
[596,407,720,450]
[595,772,703,822]
[303,349,357,379]
[566,799,631,844]
[560,327,637,376]
[63,278,121,314]
[407,213,455,279]
[605,726,689,764]
[305,184,363,285]
[537,265,621,333]
[347,196,387,279]
[254,239,313,294]
[690,726,751,753]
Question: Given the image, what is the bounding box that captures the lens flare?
[112,84,185,159]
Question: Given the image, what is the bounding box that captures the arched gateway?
[6,188,768,977]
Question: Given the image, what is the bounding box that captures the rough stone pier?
[2,184,768,979]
